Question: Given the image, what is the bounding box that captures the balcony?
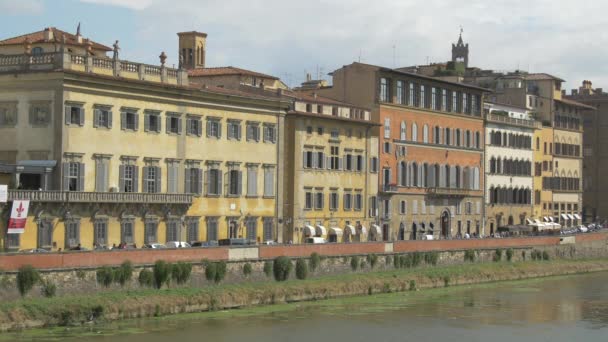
[7,190,194,205]
[381,184,398,193]
[486,113,541,129]
[425,187,478,197]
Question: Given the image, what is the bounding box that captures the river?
[5,272,608,341]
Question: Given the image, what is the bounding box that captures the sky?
[1,0,607,90]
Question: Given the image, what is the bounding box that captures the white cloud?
[78,0,608,89]
[0,0,44,14]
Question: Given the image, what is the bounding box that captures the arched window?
[412,162,419,186]
[456,129,461,146]
[400,121,406,140]
[465,130,471,147]
[398,162,407,186]
[490,157,496,174]
[463,167,470,189]
[434,164,441,188]
[422,163,429,188]
[473,167,480,190]
[412,123,418,142]
[444,165,450,188]
[434,126,441,144]
[489,186,495,204]
[423,125,429,143]
[536,137,540,150]
[455,166,461,188]
[445,128,451,146]
[449,165,457,188]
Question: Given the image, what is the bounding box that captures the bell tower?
[177,31,207,69]
[451,28,469,68]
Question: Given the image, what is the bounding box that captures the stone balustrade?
[7,190,193,204]
[486,113,541,129]
[425,187,479,197]
[0,51,188,86]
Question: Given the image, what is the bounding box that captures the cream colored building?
[0,27,290,251]
[282,92,379,243]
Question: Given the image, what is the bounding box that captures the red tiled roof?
[555,98,595,110]
[0,27,112,51]
[188,66,279,80]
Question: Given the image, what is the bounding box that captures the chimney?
[44,27,54,41]
[306,73,312,82]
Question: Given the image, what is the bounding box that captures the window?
[344,192,352,211]
[305,190,313,210]
[227,120,241,140]
[144,220,158,244]
[462,93,468,113]
[246,122,260,141]
[65,105,84,126]
[206,218,218,241]
[166,162,179,194]
[331,129,340,139]
[452,91,457,112]
[206,168,222,196]
[431,87,437,110]
[354,193,362,211]
[316,151,325,169]
[120,164,138,193]
[121,220,134,244]
[370,157,378,173]
[306,126,313,134]
[63,162,84,191]
[143,166,161,193]
[32,47,43,55]
[384,118,391,139]
[400,121,406,140]
[245,218,257,240]
[315,192,324,209]
[419,85,425,108]
[165,114,182,135]
[370,196,377,217]
[263,218,273,242]
[434,126,441,144]
[144,111,161,132]
[330,192,339,211]
[423,125,429,143]
[400,200,407,214]
[331,146,341,170]
[247,166,258,196]
[227,169,242,196]
[303,150,314,169]
[95,157,109,192]
[356,155,363,172]
[345,154,353,171]
[37,220,52,248]
[264,167,275,197]
[187,218,199,243]
[380,77,390,102]
[408,82,414,105]
[184,167,202,194]
[441,89,447,111]
[0,102,17,127]
[121,110,139,131]
[186,116,202,136]
[206,118,221,138]
[396,80,404,104]
[317,126,324,135]
[317,105,323,114]
[164,220,178,242]
[383,142,391,154]
[65,220,80,248]
[93,107,112,129]
[412,123,418,142]
[94,219,108,247]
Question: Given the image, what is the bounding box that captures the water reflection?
[5,272,608,342]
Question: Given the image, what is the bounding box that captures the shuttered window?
[206,218,218,241]
[247,167,258,196]
[227,169,242,196]
[354,193,362,211]
[63,162,85,192]
[166,115,182,135]
[206,168,222,196]
[167,163,179,194]
[227,120,241,140]
[93,107,112,128]
[263,167,274,197]
[64,105,84,126]
[142,166,161,193]
[166,220,179,242]
[37,220,53,248]
[144,220,158,244]
[263,124,276,143]
[186,116,202,136]
[94,219,108,247]
[121,111,139,131]
[187,219,199,243]
[144,112,161,132]
[206,119,221,138]
[245,218,257,240]
[246,123,260,142]
[121,220,134,244]
[119,165,138,193]
[95,158,109,192]
[185,167,203,194]
[65,220,80,248]
[263,218,273,242]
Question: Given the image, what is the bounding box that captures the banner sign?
[8,200,30,234]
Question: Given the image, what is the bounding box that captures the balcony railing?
[425,187,478,197]
[486,113,541,129]
[7,190,193,205]
[381,184,398,193]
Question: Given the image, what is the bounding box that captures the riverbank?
[1,258,608,332]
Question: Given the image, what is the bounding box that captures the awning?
[329,227,343,236]
[574,214,581,220]
[561,214,569,221]
[316,225,327,236]
[543,217,549,222]
[526,218,533,225]
[567,214,575,220]
[534,219,543,225]
[549,217,555,222]
[345,225,356,235]
[304,225,316,235]
[359,226,367,235]
[371,224,382,235]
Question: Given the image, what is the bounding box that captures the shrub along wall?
[0,236,605,301]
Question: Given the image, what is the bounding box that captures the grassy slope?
[1,259,607,331]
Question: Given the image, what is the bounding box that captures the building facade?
[282,93,379,243]
[565,81,606,222]
[316,62,486,240]
[483,102,537,233]
[0,28,291,251]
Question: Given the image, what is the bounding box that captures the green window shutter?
[78,163,85,191]
[120,112,126,130]
[79,107,85,126]
[93,109,100,128]
[64,106,71,125]
[155,166,162,193]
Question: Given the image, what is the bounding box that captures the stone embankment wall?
[0,233,606,301]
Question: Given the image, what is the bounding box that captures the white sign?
[8,200,30,234]
[0,184,7,203]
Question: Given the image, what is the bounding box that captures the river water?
[5,272,608,342]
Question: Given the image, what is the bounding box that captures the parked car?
[19,248,49,253]
[191,241,219,247]
[578,225,589,233]
[263,240,277,245]
[165,241,191,248]
[143,243,167,249]
[304,237,326,244]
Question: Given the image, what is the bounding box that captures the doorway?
[19,173,42,190]
[382,224,390,241]
[441,210,450,238]
[229,220,238,238]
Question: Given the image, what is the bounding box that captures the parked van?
[304,237,326,244]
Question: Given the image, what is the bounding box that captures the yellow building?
[0,27,291,251]
[282,92,379,243]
